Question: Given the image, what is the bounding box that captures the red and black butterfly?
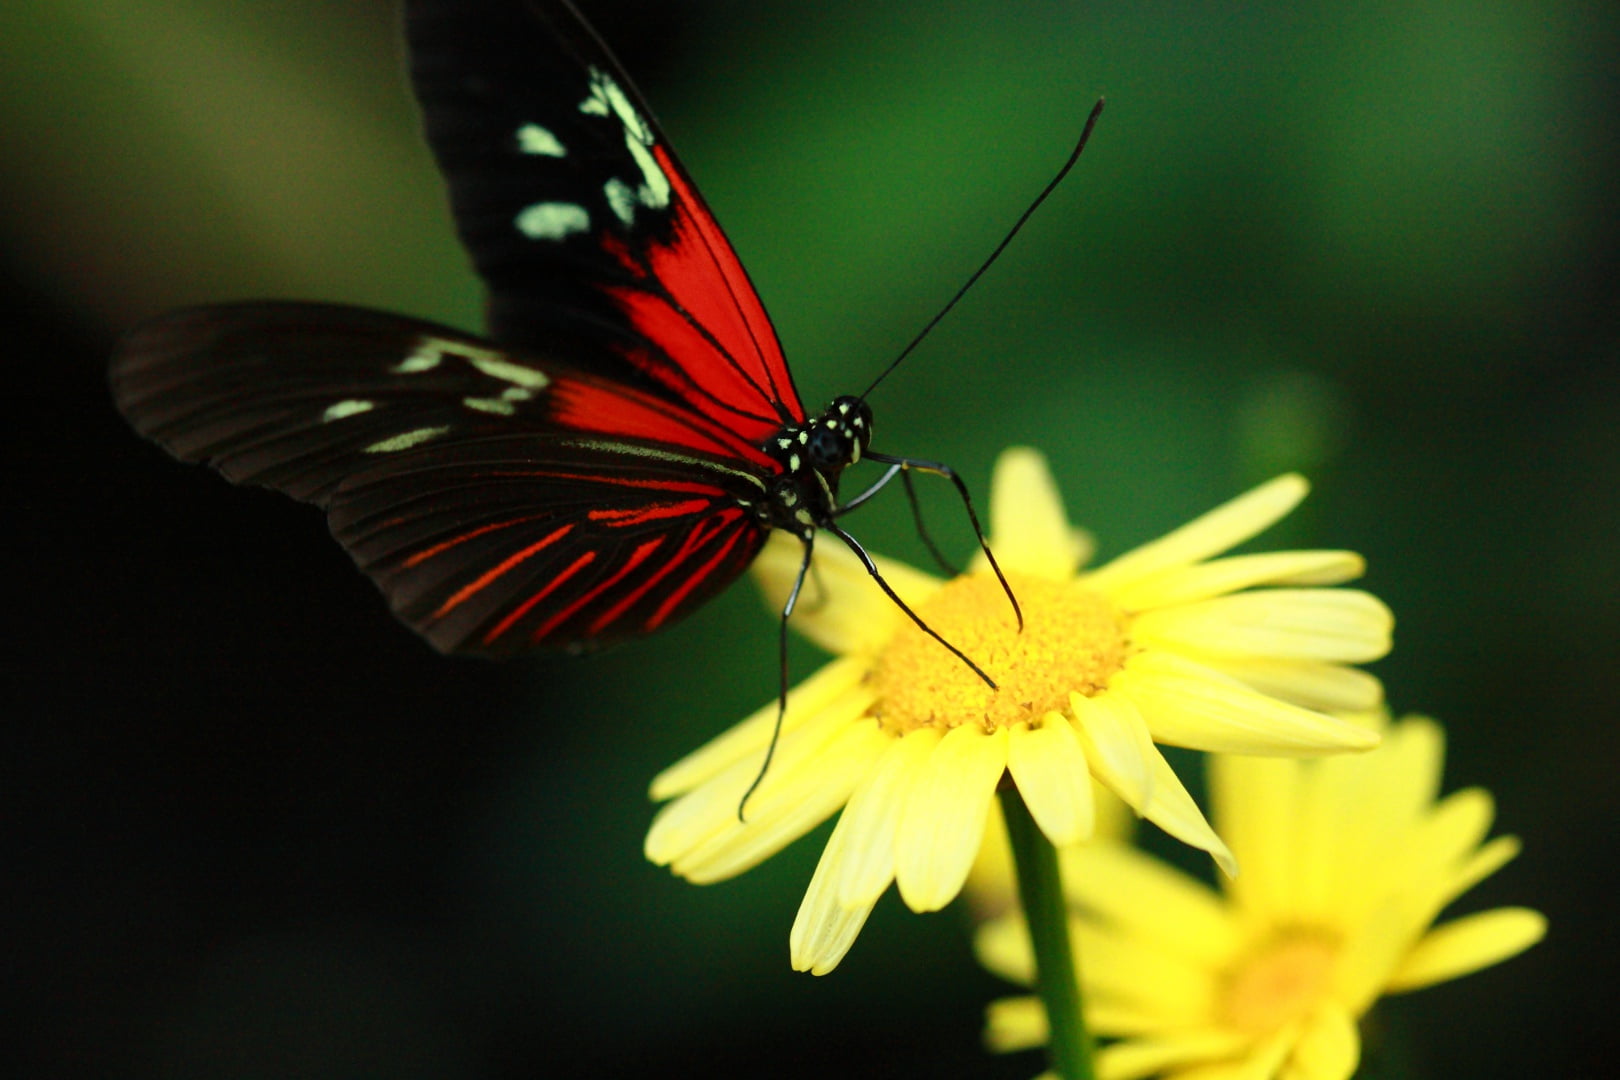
[112,0,1036,673]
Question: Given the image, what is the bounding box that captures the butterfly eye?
[807,425,846,468]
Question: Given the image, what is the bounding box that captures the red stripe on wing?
[531,535,666,642]
[651,144,800,429]
[610,287,785,439]
[482,549,598,645]
[590,144,804,447]
[403,512,551,569]
[431,522,575,618]
[587,498,712,526]
[587,505,749,635]
[548,376,772,467]
[647,510,754,630]
[476,469,745,496]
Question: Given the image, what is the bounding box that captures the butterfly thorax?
[755,395,873,538]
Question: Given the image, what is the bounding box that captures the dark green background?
[7,1,1614,1076]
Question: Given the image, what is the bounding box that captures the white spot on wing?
[603,178,638,226]
[463,397,516,416]
[515,201,590,240]
[392,344,443,374]
[625,138,670,212]
[581,69,651,142]
[364,426,451,454]
[463,386,535,417]
[395,337,549,392]
[467,356,548,390]
[323,399,374,422]
[579,66,670,222]
[516,123,566,157]
[579,86,610,118]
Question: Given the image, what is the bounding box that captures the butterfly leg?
[863,451,1024,631]
[899,469,960,576]
[738,530,816,821]
[826,522,999,689]
[835,461,959,577]
[836,461,901,512]
[799,556,831,614]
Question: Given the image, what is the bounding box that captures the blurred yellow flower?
[977,714,1547,1080]
[646,448,1391,974]
[965,785,1134,923]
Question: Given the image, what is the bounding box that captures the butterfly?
[112,0,1031,673]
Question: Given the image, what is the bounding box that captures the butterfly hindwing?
[112,302,773,654]
[331,435,767,656]
[406,0,803,446]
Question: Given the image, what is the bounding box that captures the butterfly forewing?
[112,302,772,655]
[406,0,803,446]
[108,2,850,658]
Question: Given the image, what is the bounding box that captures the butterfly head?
[767,396,872,476]
[757,396,873,534]
[811,395,873,469]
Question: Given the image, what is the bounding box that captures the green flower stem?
[1000,788,1094,1080]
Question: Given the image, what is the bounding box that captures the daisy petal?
[983,995,1048,1053]
[1007,715,1095,846]
[1084,474,1309,594]
[649,657,869,799]
[1241,1026,1308,1080]
[752,531,940,656]
[835,727,941,908]
[1404,788,1495,891]
[1196,658,1384,713]
[1109,550,1365,611]
[1433,834,1521,914]
[1209,755,1300,915]
[896,724,1009,911]
[984,446,1091,577]
[1062,843,1237,965]
[1116,651,1379,756]
[1072,917,1215,1028]
[1387,908,1548,992]
[974,911,1036,984]
[1094,1031,1258,1080]
[1071,691,1156,809]
[1333,899,1420,1013]
[654,722,888,882]
[1131,589,1394,664]
[791,802,880,974]
[1066,715,1235,877]
[645,699,868,865]
[1366,716,1445,831]
[1140,747,1238,877]
[1283,1005,1358,1080]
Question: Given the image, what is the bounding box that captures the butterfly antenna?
[861,98,1106,401]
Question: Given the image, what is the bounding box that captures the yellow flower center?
[1220,930,1340,1035]
[871,572,1128,734]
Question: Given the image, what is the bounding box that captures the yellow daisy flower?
[976,714,1548,1080]
[645,448,1392,974]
